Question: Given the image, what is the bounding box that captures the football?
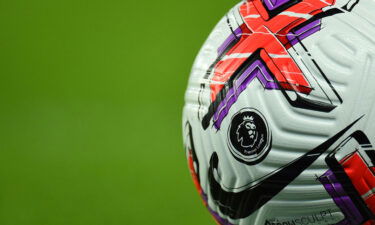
[182,0,375,224]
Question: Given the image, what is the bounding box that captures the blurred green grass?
[0,0,236,224]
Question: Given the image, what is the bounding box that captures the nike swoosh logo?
[208,116,363,219]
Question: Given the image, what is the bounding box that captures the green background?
[0,0,236,224]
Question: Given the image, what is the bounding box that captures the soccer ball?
[182,0,375,224]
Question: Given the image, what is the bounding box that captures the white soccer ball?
[182,0,375,224]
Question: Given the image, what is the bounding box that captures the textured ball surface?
[182,0,375,224]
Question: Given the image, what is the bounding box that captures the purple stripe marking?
[319,170,364,225]
[263,0,292,11]
[217,26,243,56]
[213,60,278,129]
[287,20,322,46]
[208,207,234,225]
[200,192,234,225]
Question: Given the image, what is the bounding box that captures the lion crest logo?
[236,116,259,148]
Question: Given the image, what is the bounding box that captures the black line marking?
[312,58,343,103]
[343,0,360,12]
[294,34,333,104]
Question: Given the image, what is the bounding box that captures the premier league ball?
[182,0,375,224]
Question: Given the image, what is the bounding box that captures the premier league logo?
[237,115,258,148]
[228,108,271,165]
